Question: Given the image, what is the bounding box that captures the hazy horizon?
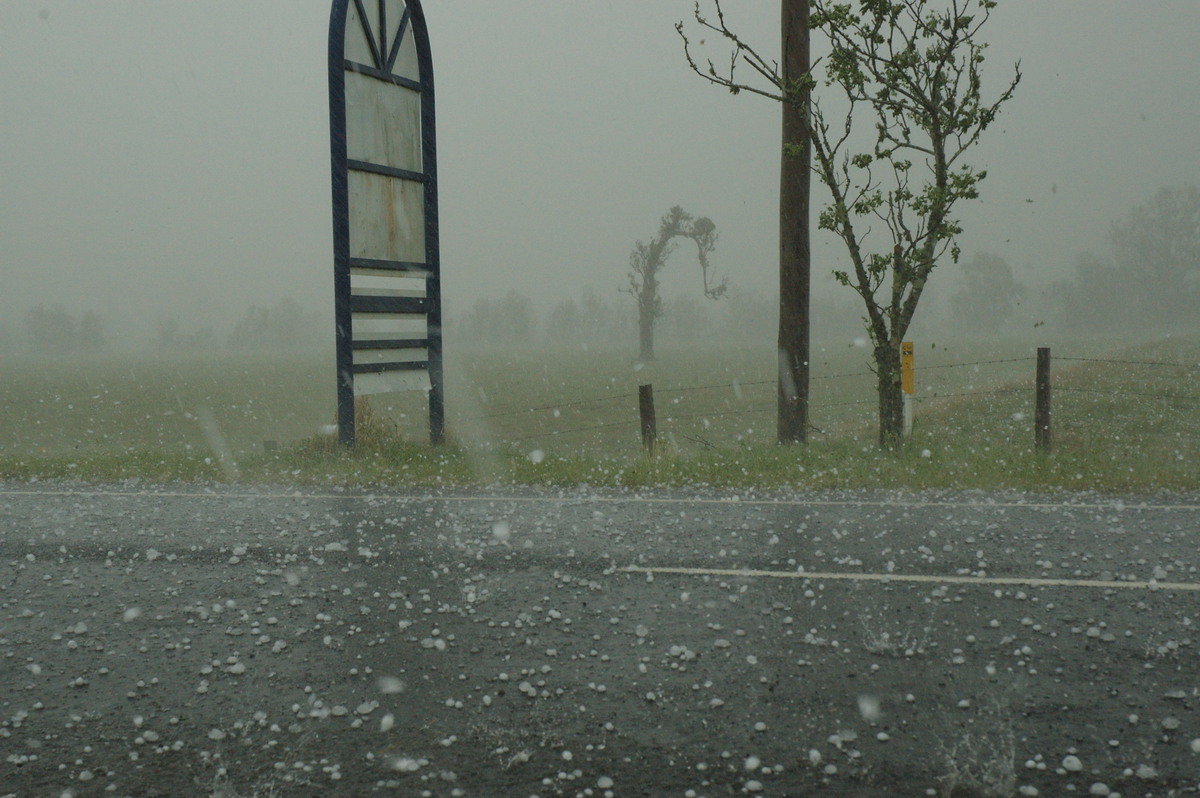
[3,1,1199,347]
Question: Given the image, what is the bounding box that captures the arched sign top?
[329,0,442,447]
[334,0,424,85]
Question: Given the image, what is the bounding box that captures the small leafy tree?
[681,0,1020,446]
[626,206,725,361]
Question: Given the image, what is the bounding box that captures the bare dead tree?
[626,206,726,361]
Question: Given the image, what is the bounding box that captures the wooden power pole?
[777,0,811,443]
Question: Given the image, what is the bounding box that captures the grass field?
[1,334,1197,492]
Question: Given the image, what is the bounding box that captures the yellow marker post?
[900,342,914,437]
[901,342,914,395]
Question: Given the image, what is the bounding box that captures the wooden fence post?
[1035,347,1052,452]
[639,384,656,453]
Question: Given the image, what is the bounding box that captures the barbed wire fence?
[451,349,1200,454]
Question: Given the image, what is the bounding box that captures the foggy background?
[2,1,1198,352]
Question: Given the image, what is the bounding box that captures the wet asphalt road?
[2,484,1199,797]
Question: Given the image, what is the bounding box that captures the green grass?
[0,351,334,457]
[1,336,1197,492]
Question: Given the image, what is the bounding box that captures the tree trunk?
[777,0,810,444]
[874,343,904,449]
[638,301,655,361]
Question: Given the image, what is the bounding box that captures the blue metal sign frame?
[328,0,444,447]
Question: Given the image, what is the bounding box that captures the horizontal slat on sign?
[353,360,429,374]
[351,274,424,298]
[351,288,422,298]
[350,271,424,296]
[354,348,427,367]
[354,369,430,397]
[348,159,426,184]
[349,258,430,276]
[352,314,426,337]
[353,338,428,350]
[351,312,424,324]
[345,60,422,92]
[350,295,428,314]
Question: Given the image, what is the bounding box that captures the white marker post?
[901,341,914,438]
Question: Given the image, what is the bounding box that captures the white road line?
[622,565,1200,592]
[2,487,1199,512]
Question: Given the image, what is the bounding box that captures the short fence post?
[1035,347,1052,452]
[639,384,656,454]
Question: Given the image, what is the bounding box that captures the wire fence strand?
[918,357,1031,371]
[912,388,1026,402]
[661,379,773,393]
[469,360,1018,424]
[479,391,636,420]
[509,417,637,442]
[454,351,1199,448]
[1057,357,1200,370]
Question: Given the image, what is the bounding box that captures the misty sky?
[2,1,1198,343]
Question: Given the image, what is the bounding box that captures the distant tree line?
[18,183,1194,360]
[20,305,107,354]
[913,184,1200,339]
[1053,185,1200,334]
[153,318,218,352]
[150,297,324,352]
[225,297,323,351]
[448,286,774,350]
[8,297,327,355]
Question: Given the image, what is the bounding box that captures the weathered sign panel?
[329,0,443,446]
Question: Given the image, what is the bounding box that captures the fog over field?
[2,1,1199,351]
[3,8,1200,794]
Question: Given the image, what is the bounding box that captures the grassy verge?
[4,424,1193,494]
[1,337,1196,493]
